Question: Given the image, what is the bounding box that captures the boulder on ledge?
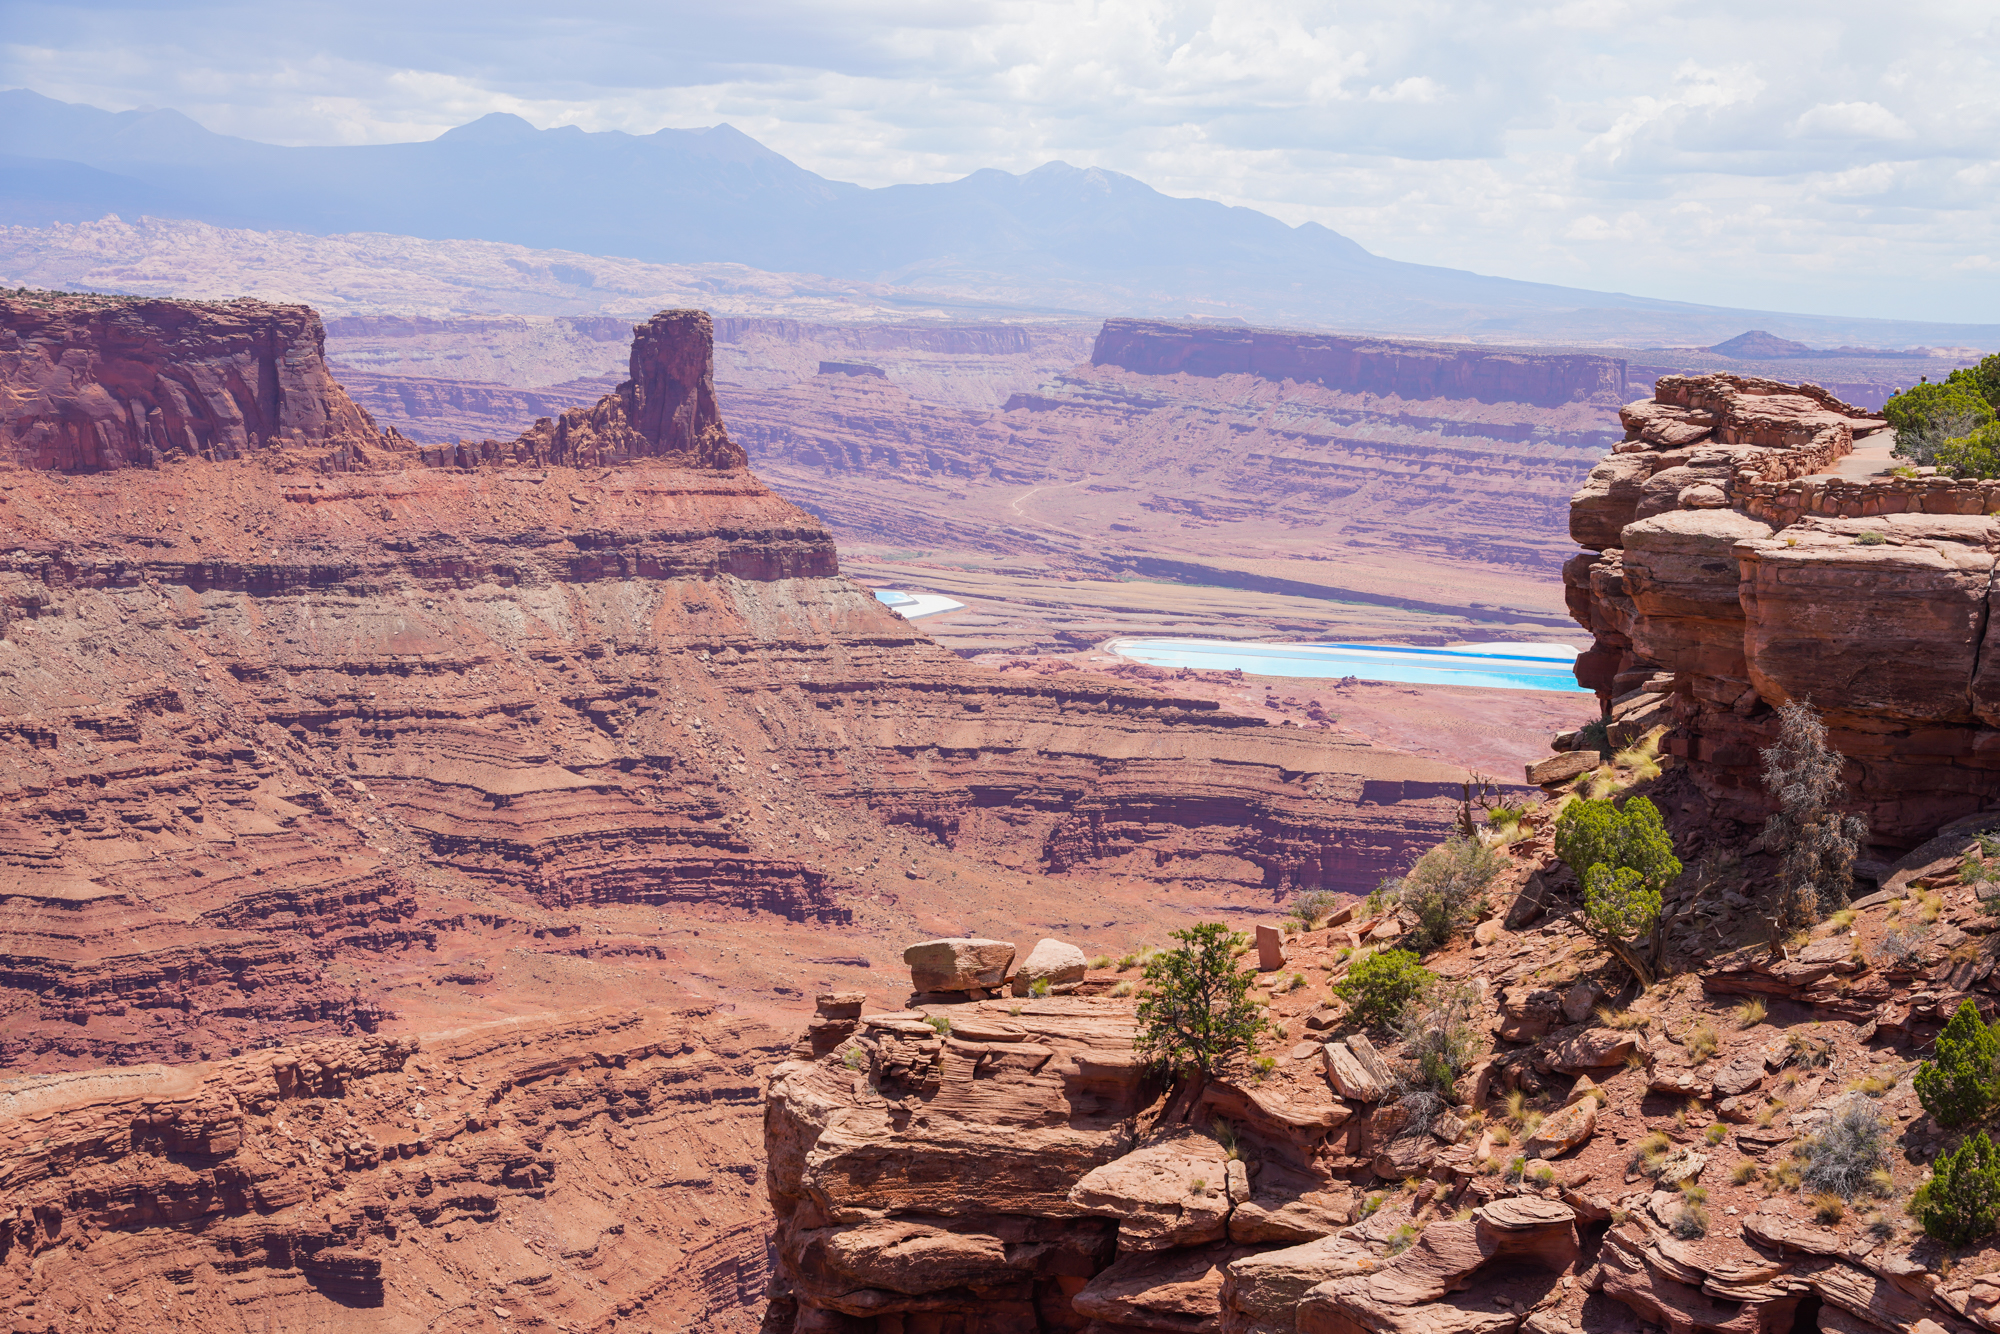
[902,938,1016,993]
[1011,937,1087,996]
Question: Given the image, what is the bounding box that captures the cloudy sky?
[7,0,1998,323]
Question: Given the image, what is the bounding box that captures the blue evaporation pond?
[1108,639,1591,693]
[873,589,917,607]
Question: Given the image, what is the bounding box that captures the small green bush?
[1397,836,1505,950]
[1332,948,1433,1029]
[1133,922,1266,1078]
[1915,998,1999,1127]
[924,1015,952,1035]
[1029,977,1051,998]
[1935,421,2000,480]
[1886,378,1995,465]
[1917,1130,2000,1245]
[1854,531,1888,545]
[1285,888,1346,931]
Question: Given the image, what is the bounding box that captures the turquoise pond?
[1106,639,1591,693]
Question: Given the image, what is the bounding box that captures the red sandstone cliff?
[1090,318,1629,409]
[0,292,401,471]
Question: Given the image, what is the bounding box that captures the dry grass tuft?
[1733,997,1768,1029]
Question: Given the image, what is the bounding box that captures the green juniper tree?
[1133,922,1266,1083]
[1555,795,1681,985]
[1915,998,2000,1128]
[1917,1130,2000,1245]
[1886,377,1995,465]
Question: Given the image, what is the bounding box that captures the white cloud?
[2,0,1999,321]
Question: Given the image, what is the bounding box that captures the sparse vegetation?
[1109,979,1135,998]
[1555,795,1683,985]
[1612,727,1667,782]
[1385,1223,1420,1255]
[1851,1075,1893,1098]
[1673,1186,1710,1239]
[925,1015,952,1035]
[842,1047,868,1071]
[1731,1160,1761,1186]
[1812,1192,1846,1224]
[1087,955,1111,970]
[1284,888,1346,932]
[1190,1177,1208,1196]
[1686,1023,1720,1063]
[1530,1164,1556,1186]
[1595,1004,1648,1031]
[1916,998,2000,1127]
[1397,979,1484,1092]
[1505,1155,1526,1182]
[1029,977,1051,998]
[1760,700,1868,931]
[1916,1130,2000,1245]
[1633,1130,1671,1177]
[1853,531,1888,545]
[1392,836,1505,951]
[1733,997,1768,1029]
[1706,1122,1729,1146]
[1796,1095,1892,1198]
[1132,922,1267,1080]
[1332,948,1434,1030]
[1783,1027,1834,1069]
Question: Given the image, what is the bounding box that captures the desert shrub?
[1761,700,1868,931]
[1109,979,1134,997]
[1797,1095,1891,1197]
[1333,948,1433,1029]
[1733,997,1767,1029]
[1575,717,1610,754]
[841,1046,868,1071]
[1886,378,1995,465]
[1087,955,1111,970]
[924,1015,952,1035]
[1555,795,1680,984]
[1672,1196,1710,1238]
[1812,1192,1846,1224]
[1385,1223,1420,1255]
[1612,727,1666,782]
[1133,922,1266,1079]
[1396,836,1505,951]
[1872,925,1926,969]
[1731,1160,1761,1185]
[1396,979,1484,1092]
[1916,1130,2000,1245]
[1935,421,2000,480]
[1706,1122,1729,1146]
[1916,998,2000,1127]
[1686,1024,1720,1063]
[1285,888,1346,931]
[1594,1005,1648,1030]
[1853,531,1887,545]
[1530,1164,1556,1186]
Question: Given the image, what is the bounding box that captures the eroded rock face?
[0,1006,782,1333]
[1556,371,2000,844]
[0,291,399,472]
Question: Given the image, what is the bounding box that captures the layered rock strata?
[0,1005,782,1334]
[1558,373,2000,843]
[0,292,401,472]
[0,294,1478,1074]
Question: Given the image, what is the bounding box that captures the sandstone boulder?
[1256,924,1287,971]
[1542,1027,1641,1071]
[1571,453,1658,550]
[1226,1161,1358,1244]
[1522,1097,1596,1160]
[1222,1236,1376,1334]
[1322,1040,1389,1102]
[1073,1240,1254,1334]
[1011,937,1087,996]
[1559,982,1602,1024]
[1526,751,1600,787]
[1068,1130,1232,1251]
[903,938,1016,993]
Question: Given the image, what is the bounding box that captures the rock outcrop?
[1555,372,2000,843]
[0,291,401,472]
[1,1005,784,1334]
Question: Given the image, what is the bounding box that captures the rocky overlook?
[0,294,1506,1330]
[1560,371,2000,844]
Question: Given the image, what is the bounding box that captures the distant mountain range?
[2,88,1996,348]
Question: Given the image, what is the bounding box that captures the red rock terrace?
[765,912,1989,1334]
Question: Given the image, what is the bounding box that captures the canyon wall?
[1559,371,2000,845]
[0,293,399,472]
[0,294,1506,1331]
[1090,317,1629,409]
[0,1006,782,1334]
